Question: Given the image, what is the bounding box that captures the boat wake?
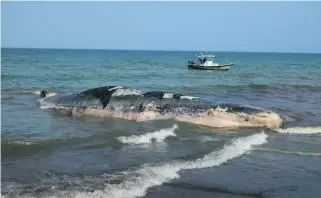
[116,124,178,145]
[37,86,284,129]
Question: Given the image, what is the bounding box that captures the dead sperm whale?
[38,86,283,128]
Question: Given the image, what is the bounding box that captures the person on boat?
[203,58,207,63]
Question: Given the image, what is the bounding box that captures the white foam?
[215,106,228,112]
[37,98,58,109]
[180,96,198,100]
[8,140,34,145]
[46,93,57,97]
[70,132,267,198]
[40,104,60,110]
[163,93,173,99]
[112,88,143,97]
[162,93,198,100]
[272,126,321,134]
[185,132,267,169]
[117,125,178,145]
[39,102,70,110]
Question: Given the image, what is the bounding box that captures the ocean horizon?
[2,47,320,55]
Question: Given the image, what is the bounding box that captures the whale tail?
[40,90,48,98]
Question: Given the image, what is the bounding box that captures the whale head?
[203,104,284,128]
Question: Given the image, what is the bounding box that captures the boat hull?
[188,64,231,71]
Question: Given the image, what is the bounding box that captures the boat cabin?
[195,53,219,66]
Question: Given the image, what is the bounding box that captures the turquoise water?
[1,48,321,198]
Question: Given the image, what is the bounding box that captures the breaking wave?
[116,125,178,145]
[272,126,321,134]
[184,132,267,169]
[51,132,268,198]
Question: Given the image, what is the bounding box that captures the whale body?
[38,86,283,128]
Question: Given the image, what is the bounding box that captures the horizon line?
[1,46,321,55]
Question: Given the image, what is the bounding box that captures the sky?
[1,1,321,53]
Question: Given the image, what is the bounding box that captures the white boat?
[188,53,234,71]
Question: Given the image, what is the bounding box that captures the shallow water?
[1,48,321,198]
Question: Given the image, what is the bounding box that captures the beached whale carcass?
[38,86,283,128]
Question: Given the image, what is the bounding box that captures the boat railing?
[196,53,215,59]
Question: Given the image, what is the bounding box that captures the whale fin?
[79,86,119,108]
[40,90,48,98]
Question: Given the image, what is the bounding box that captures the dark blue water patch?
[210,83,321,93]
[1,74,33,80]
[238,72,266,79]
[172,150,321,198]
[1,133,114,159]
[162,182,263,197]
